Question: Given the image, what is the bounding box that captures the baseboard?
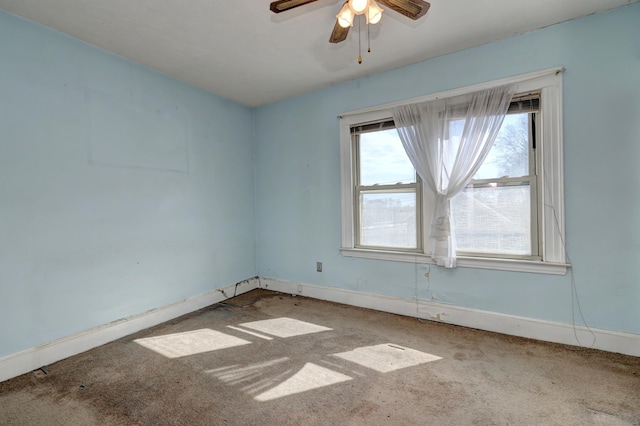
[0,277,259,383]
[3,275,635,384]
[260,278,640,357]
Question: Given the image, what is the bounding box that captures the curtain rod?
[338,66,565,119]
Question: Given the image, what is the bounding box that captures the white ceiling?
[0,0,636,107]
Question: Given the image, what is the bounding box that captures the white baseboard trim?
[260,278,640,358]
[3,275,636,384]
[0,277,259,383]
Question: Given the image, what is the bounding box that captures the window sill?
[340,248,570,275]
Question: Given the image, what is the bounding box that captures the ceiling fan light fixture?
[366,0,383,24]
[349,0,369,14]
[337,2,355,27]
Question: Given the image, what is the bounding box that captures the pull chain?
[358,15,362,64]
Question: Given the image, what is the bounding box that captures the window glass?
[360,191,417,249]
[452,183,532,255]
[359,129,416,186]
[355,126,420,251]
[474,114,530,179]
[451,112,535,257]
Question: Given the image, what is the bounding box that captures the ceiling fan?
[269,0,431,45]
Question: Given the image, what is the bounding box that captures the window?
[451,93,540,259]
[352,121,422,251]
[340,67,567,274]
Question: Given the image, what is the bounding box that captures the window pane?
[451,183,531,255]
[360,192,417,249]
[473,113,530,179]
[359,129,415,186]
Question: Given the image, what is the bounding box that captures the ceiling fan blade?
[329,19,350,43]
[270,0,320,13]
[377,0,430,20]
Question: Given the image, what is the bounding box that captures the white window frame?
[352,120,424,253]
[453,97,540,260]
[339,67,569,275]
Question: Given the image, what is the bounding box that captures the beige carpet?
[1,289,639,425]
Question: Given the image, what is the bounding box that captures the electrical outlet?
[316,262,322,272]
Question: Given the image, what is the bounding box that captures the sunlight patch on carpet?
[333,344,442,373]
[134,329,251,358]
[226,325,274,340]
[254,362,352,401]
[238,317,332,338]
[206,357,291,388]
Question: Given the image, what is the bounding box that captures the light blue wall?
[0,11,256,357]
[255,4,640,335]
[1,4,638,361]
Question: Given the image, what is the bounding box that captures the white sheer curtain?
[393,85,515,268]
